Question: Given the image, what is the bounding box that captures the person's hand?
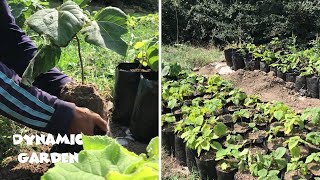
[68,106,108,135]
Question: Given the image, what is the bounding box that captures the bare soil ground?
[197,62,320,112]
[161,150,198,180]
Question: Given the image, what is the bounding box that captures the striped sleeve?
[0,62,75,134]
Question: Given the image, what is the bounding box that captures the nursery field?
[161,41,320,180]
[0,0,159,179]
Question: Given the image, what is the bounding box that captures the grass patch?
[162,44,224,69]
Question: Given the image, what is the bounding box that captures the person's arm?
[0,0,108,134]
[0,0,71,97]
[0,61,107,135]
[0,61,74,134]
[0,0,37,76]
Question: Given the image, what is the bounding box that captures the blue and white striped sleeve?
[0,0,75,134]
[0,62,75,134]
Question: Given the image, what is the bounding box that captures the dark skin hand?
[68,106,108,135]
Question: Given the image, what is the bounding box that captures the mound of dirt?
[60,82,107,118]
[223,69,320,112]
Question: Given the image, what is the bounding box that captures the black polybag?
[130,75,159,142]
[113,63,157,125]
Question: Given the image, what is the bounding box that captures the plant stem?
[75,35,84,84]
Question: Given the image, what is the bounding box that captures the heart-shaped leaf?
[28,1,88,47]
[41,135,159,180]
[83,7,128,56]
[22,45,61,86]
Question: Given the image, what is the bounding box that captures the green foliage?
[162,64,320,178]
[215,144,242,161]
[301,108,320,125]
[248,147,287,179]
[9,0,47,29]
[286,161,308,176]
[284,136,308,161]
[28,1,89,47]
[22,45,61,86]
[132,37,159,71]
[83,7,128,56]
[227,89,247,106]
[162,0,320,47]
[305,152,320,164]
[306,132,320,146]
[161,62,182,78]
[23,1,129,85]
[41,135,159,180]
[232,109,250,122]
[161,113,176,127]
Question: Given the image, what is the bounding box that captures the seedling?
[161,113,176,127]
[284,136,308,161]
[248,147,287,178]
[306,132,320,146]
[23,1,129,85]
[301,108,320,125]
[232,109,250,122]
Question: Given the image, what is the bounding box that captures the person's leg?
[0,0,71,97]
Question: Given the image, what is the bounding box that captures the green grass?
[162,44,224,69]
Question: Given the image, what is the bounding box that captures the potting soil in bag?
[113,63,157,125]
[130,75,159,142]
[307,76,319,98]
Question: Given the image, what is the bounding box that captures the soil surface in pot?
[247,130,267,144]
[246,146,267,156]
[297,145,310,160]
[266,137,286,151]
[199,150,216,161]
[285,128,308,138]
[234,170,257,180]
[284,170,313,180]
[218,114,233,125]
[308,162,320,176]
[129,68,152,72]
[234,122,249,134]
[305,122,320,132]
[196,62,320,112]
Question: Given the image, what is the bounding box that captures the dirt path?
[197,62,320,112]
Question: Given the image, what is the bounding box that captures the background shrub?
[162,0,320,47]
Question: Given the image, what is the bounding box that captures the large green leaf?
[82,7,128,56]
[27,1,88,47]
[41,136,159,180]
[146,44,159,72]
[22,45,61,86]
[146,137,159,161]
[65,0,92,8]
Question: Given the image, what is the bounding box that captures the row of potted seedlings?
[162,72,320,180]
[224,37,320,99]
